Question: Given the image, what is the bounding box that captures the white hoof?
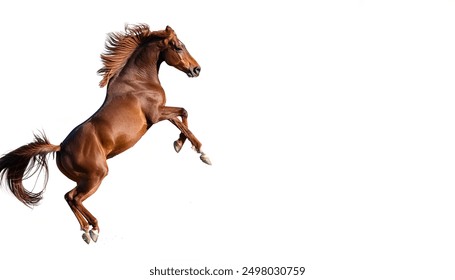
[82,231,90,244]
[200,153,212,165]
[174,140,183,153]
[90,229,99,243]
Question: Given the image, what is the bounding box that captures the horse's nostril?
[194,66,201,75]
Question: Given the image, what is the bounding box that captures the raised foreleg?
[157,106,211,165]
[157,106,190,152]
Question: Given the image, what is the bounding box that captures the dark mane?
[97,24,158,88]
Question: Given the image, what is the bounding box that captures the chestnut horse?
[0,24,210,244]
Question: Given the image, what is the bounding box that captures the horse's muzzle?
[187,66,201,77]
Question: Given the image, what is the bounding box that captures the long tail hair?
[0,133,60,207]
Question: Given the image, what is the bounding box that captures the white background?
[0,1,454,279]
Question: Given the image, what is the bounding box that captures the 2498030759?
[242,266,305,276]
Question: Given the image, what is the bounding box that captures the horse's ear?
[153,26,174,39]
[154,26,174,47]
[160,26,175,46]
[165,26,174,34]
[153,30,170,39]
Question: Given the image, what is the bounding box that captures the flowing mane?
[97,24,163,88]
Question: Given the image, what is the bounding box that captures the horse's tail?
[0,133,60,207]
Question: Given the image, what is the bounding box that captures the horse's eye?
[175,46,183,52]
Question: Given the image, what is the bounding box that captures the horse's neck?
[108,46,163,91]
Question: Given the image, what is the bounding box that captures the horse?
[0,24,211,244]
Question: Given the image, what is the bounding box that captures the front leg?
[156,106,189,152]
[158,106,211,165]
[169,117,211,165]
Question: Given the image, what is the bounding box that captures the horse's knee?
[64,190,74,203]
[181,108,188,118]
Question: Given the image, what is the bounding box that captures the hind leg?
[56,124,110,243]
[72,172,106,244]
[65,188,91,242]
[62,157,107,244]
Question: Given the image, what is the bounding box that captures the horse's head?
[159,26,201,78]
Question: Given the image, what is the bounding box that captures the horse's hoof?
[174,140,183,153]
[200,153,212,165]
[82,232,91,244]
[90,229,99,243]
